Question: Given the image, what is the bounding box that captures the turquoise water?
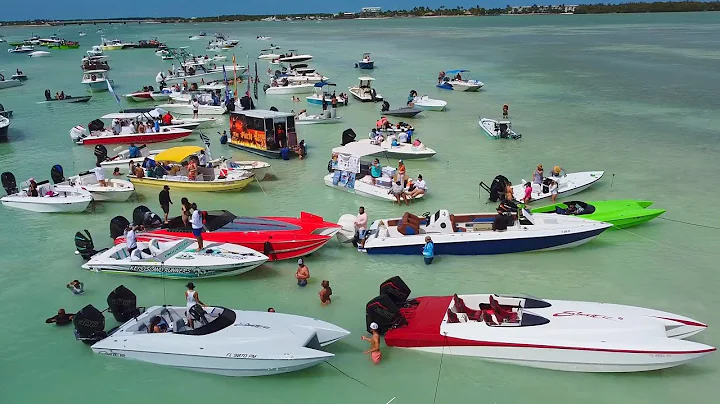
[1,13,719,403]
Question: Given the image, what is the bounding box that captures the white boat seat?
[149,239,162,256]
[130,249,145,261]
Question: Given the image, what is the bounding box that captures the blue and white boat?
[355,209,611,255]
[307,82,348,106]
[437,69,483,91]
[355,53,374,69]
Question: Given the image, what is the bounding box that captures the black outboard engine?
[75,230,97,260]
[94,145,109,164]
[110,215,131,239]
[488,175,510,202]
[381,101,390,112]
[370,88,377,102]
[50,164,65,184]
[341,128,357,146]
[379,276,412,306]
[262,84,271,93]
[239,95,254,110]
[1,172,18,195]
[73,304,107,344]
[133,205,162,228]
[88,119,105,132]
[269,106,279,112]
[365,294,404,334]
[107,285,140,322]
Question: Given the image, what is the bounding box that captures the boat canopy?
[101,112,144,119]
[331,141,383,158]
[358,76,375,81]
[445,69,469,74]
[154,146,204,162]
[314,82,335,87]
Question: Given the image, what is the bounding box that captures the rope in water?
[433,339,447,404]
[323,360,371,388]
[658,217,720,230]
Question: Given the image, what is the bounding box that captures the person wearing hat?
[362,322,382,364]
[158,185,173,224]
[551,165,565,178]
[185,282,206,329]
[532,165,544,186]
[295,258,310,287]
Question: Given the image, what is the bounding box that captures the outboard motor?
[94,145,109,163]
[341,128,357,146]
[370,88,377,102]
[1,172,18,195]
[75,230,97,260]
[133,205,162,228]
[73,304,107,344]
[365,294,404,334]
[262,84,271,93]
[488,175,510,202]
[132,206,152,227]
[381,101,390,112]
[110,215,131,239]
[379,276,412,306]
[239,95,254,110]
[50,164,65,184]
[107,285,140,323]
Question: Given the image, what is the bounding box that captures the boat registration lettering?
[97,351,125,357]
[226,353,258,359]
[553,311,623,321]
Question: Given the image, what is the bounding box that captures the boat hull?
[413,102,446,111]
[128,176,254,192]
[78,131,191,145]
[228,143,286,159]
[265,85,315,95]
[324,174,425,203]
[1,197,92,213]
[357,61,374,69]
[532,200,665,229]
[82,260,262,279]
[156,104,226,116]
[88,188,134,202]
[41,96,92,104]
[85,81,110,93]
[365,227,606,255]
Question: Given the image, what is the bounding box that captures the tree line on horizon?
[3,2,720,25]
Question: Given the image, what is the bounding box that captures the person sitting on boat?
[398,131,410,144]
[133,164,145,179]
[407,174,427,200]
[187,158,198,181]
[44,89,52,101]
[137,121,146,133]
[162,112,173,126]
[551,166,565,177]
[148,315,168,333]
[297,109,308,119]
[370,158,382,185]
[55,92,60,100]
[389,180,409,206]
[27,179,39,197]
[390,136,400,147]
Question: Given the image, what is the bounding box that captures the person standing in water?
[422,236,434,265]
[296,259,310,287]
[185,282,206,329]
[362,322,382,364]
[503,103,509,119]
[318,280,332,305]
[67,280,84,295]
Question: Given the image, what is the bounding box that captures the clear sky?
[4,1,537,21]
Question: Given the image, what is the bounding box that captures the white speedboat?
[295,109,343,125]
[7,45,34,53]
[369,277,715,372]
[354,138,436,160]
[356,208,610,255]
[88,304,350,376]
[306,82,348,106]
[325,142,425,203]
[98,145,163,172]
[349,77,383,102]
[28,50,51,58]
[277,51,313,63]
[150,91,171,101]
[0,116,10,140]
[76,235,268,278]
[1,172,93,213]
[81,70,113,92]
[155,102,227,116]
[437,69,484,91]
[510,171,604,203]
[264,82,315,95]
[172,117,218,129]
[0,79,23,90]
[70,112,194,145]
[257,36,272,40]
[87,46,104,57]
[222,161,271,181]
[411,95,447,111]
[258,49,280,60]
[52,165,134,202]
[156,65,246,85]
[479,118,522,140]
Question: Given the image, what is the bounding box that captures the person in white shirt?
[198,150,208,167]
[408,174,427,199]
[354,206,368,251]
[125,224,138,253]
[191,98,200,119]
[91,163,107,186]
[190,203,204,251]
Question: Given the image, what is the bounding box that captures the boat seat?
[397,212,421,236]
[174,318,187,333]
[446,309,460,324]
[482,310,498,326]
[130,249,144,261]
[490,295,518,323]
[453,294,482,320]
[149,239,163,256]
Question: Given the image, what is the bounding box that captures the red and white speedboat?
[367,277,715,373]
[112,207,341,261]
[70,113,192,145]
[123,91,153,102]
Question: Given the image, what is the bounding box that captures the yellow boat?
[128,146,255,192]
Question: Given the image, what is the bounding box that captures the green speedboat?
[531,200,665,229]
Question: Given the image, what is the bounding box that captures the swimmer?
[267,307,276,312]
[318,280,332,305]
[67,280,84,295]
[362,322,382,364]
[296,259,309,287]
[45,309,75,326]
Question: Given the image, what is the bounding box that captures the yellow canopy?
[153,146,204,163]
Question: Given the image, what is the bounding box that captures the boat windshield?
[165,210,237,232]
[176,306,236,335]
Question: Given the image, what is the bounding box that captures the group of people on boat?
[44,89,71,101]
[437,70,463,84]
[130,151,209,182]
[375,117,414,133]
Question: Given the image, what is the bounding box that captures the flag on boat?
[253,62,258,100]
[222,65,230,104]
[245,55,251,98]
[232,54,238,98]
[106,79,120,105]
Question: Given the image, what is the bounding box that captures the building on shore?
[361,7,382,13]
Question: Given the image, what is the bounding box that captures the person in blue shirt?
[422,236,434,265]
[128,143,140,159]
[219,130,228,144]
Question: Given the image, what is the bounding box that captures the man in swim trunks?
[362,322,382,364]
[296,259,310,287]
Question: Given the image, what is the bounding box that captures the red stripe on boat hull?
[80,131,191,145]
